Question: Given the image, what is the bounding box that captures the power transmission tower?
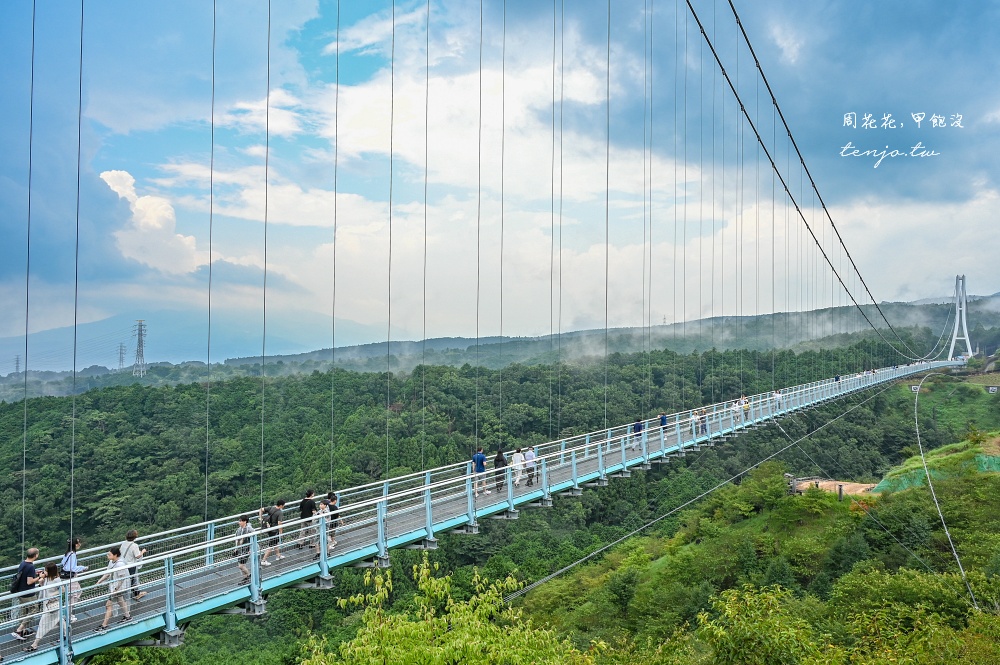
[133,320,147,377]
[14,355,20,375]
[947,275,973,360]
[117,343,127,373]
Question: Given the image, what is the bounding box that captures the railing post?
[659,423,666,453]
[675,419,682,445]
[641,430,649,464]
[571,449,579,489]
[541,458,550,499]
[59,582,72,665]
[597,436,606,478]
[376,499,388,561]
[465,461,476,525]
[164,556,178,633]
[620,429,628,467]
[606,428,612,454]
[206,522,216,567]
[561,439,568,464]
[423,470,436,544]
[318,515,330,577]
[506,467,515,512]
[249,534,262,604]
[583,434,588,460]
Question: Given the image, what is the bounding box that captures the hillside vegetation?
[2,337,999,664]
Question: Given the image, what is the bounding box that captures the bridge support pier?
[405,538,439,550]
[490,510,519,520]
[354,555,391,569]
[221,597,267,617]
[293,574,335,590]
[524,497,553,508]
[449,523,479,535]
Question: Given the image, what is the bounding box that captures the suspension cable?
[330,0,341,490]
[21,0,38,558]
[386,0,396,475]
[724,0,920,359]
[686,0,926,362]
[475,0,483,452]
[603,0,610,429]
[204,0,217,523]
[499,0,506,450]
[259,0,272,510]
[421,0,430,469]
[914,373,978,609]
[69,0,86,544]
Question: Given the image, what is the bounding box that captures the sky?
[1,0,999,371]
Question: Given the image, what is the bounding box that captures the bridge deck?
[0,361,958,664]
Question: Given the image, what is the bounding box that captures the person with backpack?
[95,545,131,631]
[21,563,60,653]
[10,547,42,641]
[234,515,254,585]
[259,499,285,566]
[120,530,147,600]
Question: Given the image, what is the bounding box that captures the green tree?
[302,556,595,665]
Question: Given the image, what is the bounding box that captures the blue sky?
[1,0,999,371]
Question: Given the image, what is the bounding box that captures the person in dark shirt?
[11,547,42,640]
[259,499,286,566]
[493,449,507,494]
[472,447,489,496]
[299,489,318,555]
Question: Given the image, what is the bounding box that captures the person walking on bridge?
[10,547,42,641]
[493,449,507,494]
[120,530,147,601]
[259,499,286,566]
[21,563,60,654]
[631,418,643,451]
[299,489,318,557]
[235,515,254,585]
[472,447,490,496]
[524,446,536,486]
[511,448,526,487]
[95,545,131,631]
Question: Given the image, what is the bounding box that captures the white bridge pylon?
[948,274,973,360]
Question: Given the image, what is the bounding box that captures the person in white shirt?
[524,447,537,486]
[120,529,147,600]
[510,448,526,487]
[95,546,130,631]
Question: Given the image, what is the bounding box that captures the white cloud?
[101,169,208,274]
[769,21,804,65]
[219,89,305,137]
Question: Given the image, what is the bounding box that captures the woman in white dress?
[23,563,60,653]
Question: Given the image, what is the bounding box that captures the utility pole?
[133,320,147,377]
[117,343,127,373]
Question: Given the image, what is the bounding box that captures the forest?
[2,329,1000,663]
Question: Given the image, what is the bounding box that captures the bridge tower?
[947,275,973,360]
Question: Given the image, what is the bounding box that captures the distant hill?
[4,295,1000,401]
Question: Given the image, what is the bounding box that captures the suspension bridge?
[0,0,978,663]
